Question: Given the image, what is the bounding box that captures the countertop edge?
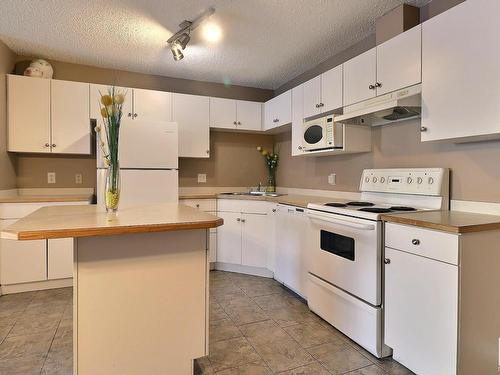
[2,218,224,241]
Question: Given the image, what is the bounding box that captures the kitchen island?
[0,203,223,375]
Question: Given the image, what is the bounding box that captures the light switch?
[197,173,207,183]
[75,174,83,184]
[47,172,56,184]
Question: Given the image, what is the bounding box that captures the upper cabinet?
[376,25,421,96]
[172,93,210,158]
[90,85,171,123]
[8,75,91,154]
[264,90,292,130]
[343,26,421,106]
[291,85,304,156]
[421,0,500,142]
[303,65,343,118]
[209,98,262,131]
[343,48,377,106]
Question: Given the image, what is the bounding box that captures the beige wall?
[0,40,17,189]
[276,119,500,203]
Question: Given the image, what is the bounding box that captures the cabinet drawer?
[385,223,459,265]
[180,199,216,212]
[217,199,269,214]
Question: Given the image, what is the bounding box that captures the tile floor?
[0,271,413,375]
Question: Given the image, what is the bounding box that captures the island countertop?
[0,203,223,240]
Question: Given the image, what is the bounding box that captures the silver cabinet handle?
[196,204,200,208]
[51,144,56,148]
[273,119,279,123]
[375,82,382,88]
[237,121,241,125]
[206,150,210,155]
[241,219,246,223]
[384,258,391,264]
[272,209,276,212]
[298,146,303,150]
[420,126,428,132]
[44,143,50,148]
[319,103,324,107]
[369,84,375,90]
[315,104,320,108]
[236,218,241,222]
[133,113,138,118]
[128,113,132,117]
[412,239,420,245]
[233,121,237,125]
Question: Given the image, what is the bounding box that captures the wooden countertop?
[0,194,94,204]
[1,203,223,240]
[381,210,500,234]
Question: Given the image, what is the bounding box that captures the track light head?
[170,33,190,61]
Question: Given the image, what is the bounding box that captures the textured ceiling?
[0,0,430,89]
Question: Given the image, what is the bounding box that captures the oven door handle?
[307,212,375,231]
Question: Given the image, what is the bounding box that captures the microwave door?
[303,124,325,150]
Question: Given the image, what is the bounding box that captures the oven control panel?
[359,168,449,196]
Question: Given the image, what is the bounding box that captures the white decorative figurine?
[23,59,53,79]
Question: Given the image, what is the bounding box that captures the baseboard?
[0,278,73,295]
[214,262,274,278]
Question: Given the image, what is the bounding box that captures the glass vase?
[104,162,120,212]
[266,171,276,193]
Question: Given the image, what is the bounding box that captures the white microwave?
[302,115,343,151]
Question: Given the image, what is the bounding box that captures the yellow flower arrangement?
[256,146,279,192]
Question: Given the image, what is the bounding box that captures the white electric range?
[305,168,449,358]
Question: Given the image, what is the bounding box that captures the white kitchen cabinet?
[385,246,458,375]
[303,65,343,119]
[51,79,91,154]
[291,85,305,156]
[172,93,210,158]
[90,84,132,120]
[303,76,322,119]
[8,75,91,154]
[7,75,50,153]
[241,213,268,268]
[0,220,46,285]
[274,204,308,298]
[376,25,421,96]
[421,0,500,142]
[209,98,262,131]
[264,90,292,130]
[47,238,74,280]
[343,48,377,106]
[132,88,172,122]
[216,211,241,264]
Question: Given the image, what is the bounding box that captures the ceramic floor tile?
[208,336,262,372]
[40,344,72,375]
[309,343,372,375]
[9,314,61,337]
[220,299,269,326]
[266,306,320,328]
[252,293,306,312]
[210,301,229,321]
[216,362,273,374]
[250,336,315,373]
[239,319,290,345]
[0,332,54,360]
[284,321,346,348]
[209,318,242,343]
[278,361,332,375]
[0,353,46,375]
[347,364,388,375]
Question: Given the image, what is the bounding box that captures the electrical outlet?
[47,172,56,184]
[328,173,336,185]
[197,173,207,183]
[75,174,83,184]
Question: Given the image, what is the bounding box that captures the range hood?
[335,84,421,126]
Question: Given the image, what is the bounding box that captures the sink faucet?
[257,182,262,192]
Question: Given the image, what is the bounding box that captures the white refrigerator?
[97,119,178,207]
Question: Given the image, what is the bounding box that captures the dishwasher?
[274,204,309,298]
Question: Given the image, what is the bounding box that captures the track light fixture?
[167,7,215,61]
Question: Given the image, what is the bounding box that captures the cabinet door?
[210,97,236,129]
[421,0,500,142]
[48,238,73,280]
[385,248,457,375]
[343,48,376,106]
[236,100,262,131]
[302,76,321,118]
[291,85,304,156]
[51,79,91,154]
[132,88,172,122]
[321,65,343,113]
[263,96,277,130]
[0,220,46,285]
[90,84,132,120]
[377,25,421,96]
[241,213,268,268]
[172,93,210,158]
[216,212,241,264]
[209,231,217,263]
[7,75,51,153]
[274,90,292,127]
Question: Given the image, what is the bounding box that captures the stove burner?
[358,207,393,213]
[390,206,417,211]
[325,203,348,207]
[347,201,375,207]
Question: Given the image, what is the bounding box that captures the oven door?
[307,209,382,306]
[302,119,326,150]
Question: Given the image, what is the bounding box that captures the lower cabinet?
[48,238,74,280]
[217,211,242,264]
[240,213,268,268]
